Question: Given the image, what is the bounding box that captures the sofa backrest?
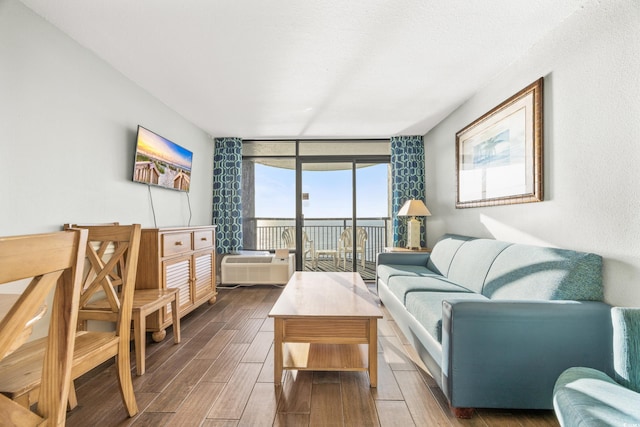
[482,244,603,301]
[431,234,604,301]
[446,239,512,294]
[427,234,474,276]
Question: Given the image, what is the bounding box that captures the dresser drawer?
[193,230,214,250]
[162,232,192,257]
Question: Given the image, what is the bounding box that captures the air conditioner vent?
[221,254,294,285]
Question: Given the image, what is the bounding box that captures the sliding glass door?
[300,161,353,273]
[356,162,390,275]
[242,140,390,281]
[299,159,389,277]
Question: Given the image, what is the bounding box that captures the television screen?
[133,126,193,192]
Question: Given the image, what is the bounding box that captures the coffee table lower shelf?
[282,342,369,371]
[269,272,382,388]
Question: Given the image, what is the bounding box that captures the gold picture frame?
[456,78,543,208]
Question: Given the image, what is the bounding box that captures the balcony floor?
[303,258,376,282]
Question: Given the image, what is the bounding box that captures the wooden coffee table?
[268,271,383,387]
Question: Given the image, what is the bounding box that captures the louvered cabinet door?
[193,251,214,303]
[163,255,193,313]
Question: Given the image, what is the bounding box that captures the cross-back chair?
[0,228,88,426]
[337,227,368,269]
[0,224,141,418]
[67,223,180,376]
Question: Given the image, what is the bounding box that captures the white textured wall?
[0,1,214,337]
[0,0,214,237]
[424,0,640,306]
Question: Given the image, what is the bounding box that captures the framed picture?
[456,78,543,208]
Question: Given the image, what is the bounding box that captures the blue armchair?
[553,307,640,426]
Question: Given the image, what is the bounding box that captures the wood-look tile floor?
[66,285,560,427]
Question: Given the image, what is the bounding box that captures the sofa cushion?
[387,276,472,305]
[405,291,489,342]
[377,264,436,284]
[553,367,640,427]
[446,239,512,294]
[482,245,603,301]
[426,234,474,276]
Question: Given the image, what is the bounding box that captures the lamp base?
[406,217,421,250]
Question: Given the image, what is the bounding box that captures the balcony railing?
[243,217,391,265]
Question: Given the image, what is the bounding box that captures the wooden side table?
[383,247,431,253]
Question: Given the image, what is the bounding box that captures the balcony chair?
[0,228,88,426]
[337,227,368,269]
[281,227,315,267]
[0,224,142,418]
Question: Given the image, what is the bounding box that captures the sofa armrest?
[376,252,430,267]
[553,366,640,426]
[376,253,432,288]
[441,300,613,409]
[612,307,640,392]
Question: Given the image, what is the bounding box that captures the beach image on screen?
[133,127,193,192]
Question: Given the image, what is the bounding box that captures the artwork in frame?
[456,78,543,208]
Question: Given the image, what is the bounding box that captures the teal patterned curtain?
[213,137,243,253]
[391,135,426,247]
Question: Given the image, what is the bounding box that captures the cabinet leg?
[152,329,166,342]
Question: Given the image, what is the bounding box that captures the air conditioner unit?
[221,254,294,285]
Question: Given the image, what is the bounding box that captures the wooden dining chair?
[64,224,141,414]
[0,224,141,418]
[66,222,181,376]
[0,228,88,426]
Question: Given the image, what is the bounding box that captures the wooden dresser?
[136,226,217,341]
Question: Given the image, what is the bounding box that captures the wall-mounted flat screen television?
[133,125,193,192]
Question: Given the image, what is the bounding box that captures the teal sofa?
[376,234,613,417]
[553,307,640,426]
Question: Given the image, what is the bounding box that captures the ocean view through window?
[241,140,391,278]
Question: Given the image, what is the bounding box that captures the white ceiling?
[21,0,588,139]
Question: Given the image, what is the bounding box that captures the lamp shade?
[397,199,431,217]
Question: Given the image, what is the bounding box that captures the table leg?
[67,381,78,410]
[133,309,145,376]
[171,292,181,344]
[274,318,284,385]
[369,318,378,387]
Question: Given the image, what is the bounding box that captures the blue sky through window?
[254,163,388,218]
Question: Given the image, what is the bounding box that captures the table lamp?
[398,199,431,249]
